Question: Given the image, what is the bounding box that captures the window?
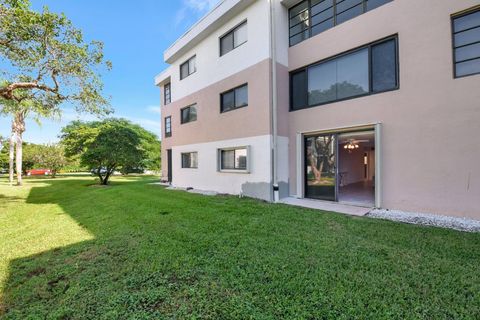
[289,0,393,46]
[220,21,248,56]
[452,8,480,78]
[220,84,248,113]
[219,147,248,171]
[164,116,172,137]
[181,152,198,168]
[164,83,171,105]
[180,56,196,80]
[181,104,197,124]
[290,36,398,110]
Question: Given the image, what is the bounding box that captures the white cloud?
[175,0,220,27]
[146,105,161,115]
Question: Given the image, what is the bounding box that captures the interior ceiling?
[338,131,375,146]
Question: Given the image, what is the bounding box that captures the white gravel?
[367,209,480,233]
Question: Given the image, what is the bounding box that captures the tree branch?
[0,81,65,100]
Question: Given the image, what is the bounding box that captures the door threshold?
[338,201,375,208]
[280,197,372,217]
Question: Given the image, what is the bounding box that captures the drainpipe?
[269,0,279,202]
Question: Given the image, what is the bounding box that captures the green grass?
[0,176,479,319]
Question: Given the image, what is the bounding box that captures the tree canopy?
[60,119,160,185]
[0,0,111,115]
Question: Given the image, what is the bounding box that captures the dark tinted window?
[289,0,393,46]
[221,91,235,112]
[291,37,398,110]
[221,84,248,113]
[164,83,171,105]
[220,148,247,170]
[291,70,308,109]
[307,48,368,105]
[164,116,172,138]
[220,22,247,56]
[181,152,198,168]
[453,8,480,78]
[366,0,392,11]
[371,39,398,92]
[336,48,369,99]
[181,104,197,124]
[180,56,196,80]
[308,60,337,105]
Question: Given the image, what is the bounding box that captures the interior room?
[337,131,375,206]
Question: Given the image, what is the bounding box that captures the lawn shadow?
[0,194,23,209]
[1,177,480,319]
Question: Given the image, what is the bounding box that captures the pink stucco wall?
[161,58,272,179]
[284,0,480,218]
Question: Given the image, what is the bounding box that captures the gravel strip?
[367,209,480,233]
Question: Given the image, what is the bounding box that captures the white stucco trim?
[171,135,273,200]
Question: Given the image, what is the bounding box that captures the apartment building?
[155,0,480,220]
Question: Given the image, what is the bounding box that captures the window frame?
[180,55,197,80]
[217,146,250,173]
[451,7,480,79]
[220,83,249,113]
[180,104,198,124]
[289,35,399,111]
[181,152,198,169]
[164,83,171,105]
[219,20,248,57]
[288,0,393,47]
[164,116,172,138]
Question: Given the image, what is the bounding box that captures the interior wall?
[338,147,365,185]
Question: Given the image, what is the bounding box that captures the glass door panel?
[305,134,337,201]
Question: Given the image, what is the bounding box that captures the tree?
[32,144,67,177]
[115,120,161,174]
[60,119,151,185]
[0,0,111,185]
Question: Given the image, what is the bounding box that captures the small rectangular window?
[180,55,196,80]
[452,8,480,78]
[181,152,198,169]
[219,147,248,171]
[164,116,172,138]
[220,21,248,56]
[290,36,398,110]
[164,83,171,105]
[220,84,248,113]
[181,104,197,124]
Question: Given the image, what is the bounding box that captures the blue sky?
[0,0,220,143]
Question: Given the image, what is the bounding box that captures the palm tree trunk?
[13,112,26,186]
[15,132,23,186]
[9,130,15,185]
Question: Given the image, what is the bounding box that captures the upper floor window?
[180,55,196,80]
[164,83,171,105]
[220,84,248,113]
[290,36,398,110]
[220,21,248,56]
[181,152,198,169]
[452,8,480,78]
[164,116,172,137]
[289,0,393,46]
[181,104,197,124]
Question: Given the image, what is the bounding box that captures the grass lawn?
[0,176,479,319]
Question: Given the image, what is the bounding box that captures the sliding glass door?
[305,134,337,201]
